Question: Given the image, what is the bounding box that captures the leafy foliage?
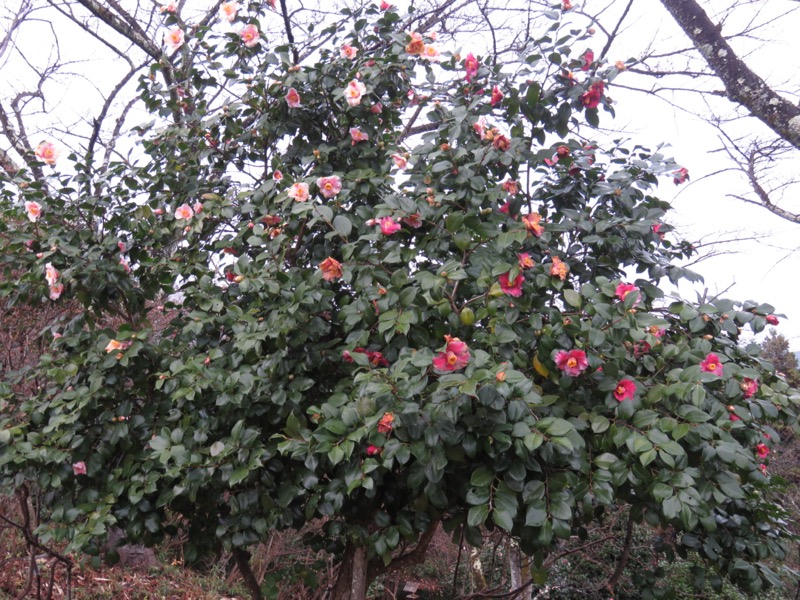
[0,1,797,596]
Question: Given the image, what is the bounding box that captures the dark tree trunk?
[233,548,263,600]
[329,543,368,600]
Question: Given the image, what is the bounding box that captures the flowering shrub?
[0,2,797,599]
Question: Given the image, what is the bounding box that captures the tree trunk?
[329,543,368,600]
[508,542,533,600]
[233,548,263,600]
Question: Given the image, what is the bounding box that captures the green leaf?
[467,504,489,527]
[563,289,582,308]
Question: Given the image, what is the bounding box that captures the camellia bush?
[1,2,798,599]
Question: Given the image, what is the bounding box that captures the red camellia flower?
[464,53,479,82]
[581,50,594,71]
[615,282,639,304]
[498,272,524,297]
[614,379,636,402]
[729,413,741,422]
[432,335,471,372]
[766,315,779,325]
[581,80,604,109]
[554,349,589,377]
[377,413,394,434]
[490,85,503,107]
[741,378,759,399]
[366,445,382,456]
[700,353,724,376]
[756,443,770,459]
[672,167,689,185]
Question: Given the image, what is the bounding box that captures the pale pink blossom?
[25,201,42,222]
[391,154,408,169]
[164,27,185,52]
[288,182,310,202]
[193,202,204,215]
[158,0,177,13]
[239,24,260,47]
[317,176,342,199]
[35,141,59,165]
[174,203,194,220]
[48,283,64,301]
[341,44,358,59]
[285,87,301,108]
[45,263,59,286]
[344,80,367,107]
[421,45,441,61]
[219,1,239,22]
[72,462,87,476]
[350,127,369,145]
[120,257,131,273]
[105,339,123,353]
[378,216,401,235]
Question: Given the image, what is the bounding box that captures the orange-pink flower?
[341,44,358,59]
[319,257,343,281]
[549,256,569,280]
[432,335,471,372]
[164,27,185,52]
[35,141,59,165]
[174,204,194,220]
[317,176,342,199]
[350,127,369,144]
[285,87,301,108]
[613,379,636,401]
[405,32,425,55]
[490,86,503,107]
[48,283,64,301]
[239,24,260,47]
[288,182,310,202]
[105,339,124,353]
[377,413,394,434]
[498,272,524,297]
[391,154,408,169]
[502,180,519,195]
[700,353,723,376]
[518,253,535,269]
[25,201,42,222]
[522,212,544,237]
[554,349,588,376]
[219,1,239,21]
[344,80,367,106]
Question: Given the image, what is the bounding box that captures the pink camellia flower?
[341,44,358,59]
[317,176,342,199]
[549,256,569,280]
[615,282,639,303]
[402,213,422,228]
[432,335,471,372]
[219,1,239,21]
[288,182,310,202]
[377,412,394,434]
[350,127,369,145]
[554,349,589,377]
[758,463,768,475]
[498,272,524,297]
[45,263,59,286]
[755,443,770,459]
[765,315,779,325]
[370,102,383,114]
[562,0,573,9]
[273,170,283,181]
[614,379,636,402]
[378,216,401,235]
[741,378,759,399]
[730,413,741,422]
[35,141,59,165]
[473,116,487,139]
[48,283,64,301]
[518,253,535,269]
[239,24,260,47]
[120,257,131,273]
[581,50,594,71]
[405,32,425,55]
[652,223,665,240]
[421,44,441,61]
[700,353,724,376]
[193,202,203,215]
[522,212,544,237]
[342,350,354,363]
[581,80,604,109]
[492,134,511,152]
[498,202,510,214]
[673,167,689,185]
[319,257,343,281]
[164,27,185,52]
[72,461,87,476]
[464,53,479,82]
[285,87,301,108]
[158,0,177,13]
[391,154,408,169]
[174,203,194,220]
[25,201,42,222]
[502,180,519,195]
[366,444,382,456]
[380,0,392,9]
[344,80,367,107]
[490,85,503,107]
